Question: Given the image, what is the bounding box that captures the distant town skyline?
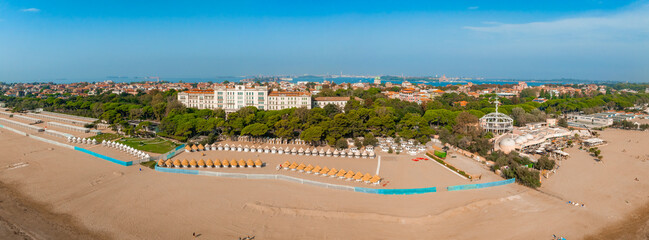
[1,0,648,82]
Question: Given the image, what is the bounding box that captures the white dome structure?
[479,100,513,135]
[515,136,528,144]
[524,134,534,140]
[499,138,516,154]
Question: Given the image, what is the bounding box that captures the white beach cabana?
[304,147,311,156]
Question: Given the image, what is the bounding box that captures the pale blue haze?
[0,0,647,82]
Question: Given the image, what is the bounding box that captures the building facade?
[177,89,215,109]
[313,96,362,109]
[214,85,267,112]
[267,91,312,110]
[178,86,315,112]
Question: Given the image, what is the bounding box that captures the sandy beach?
[0,181,107,240]
[1,127,648,239]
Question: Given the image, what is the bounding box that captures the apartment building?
[313,96,362,110]
[177,89,215,109]
[267,91,312,110]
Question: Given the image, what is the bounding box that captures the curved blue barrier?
[155,165,198,175]
[74,146,133,166]
[447,178,515,191]
[354,187,437,195]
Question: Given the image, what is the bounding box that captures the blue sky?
[0,0,648,82]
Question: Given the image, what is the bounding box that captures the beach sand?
[1,127,648,239]
[0,181,107,240]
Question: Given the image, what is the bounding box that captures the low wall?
[446,178,515,191]
[154,166,438,195]
[74,146,133,166]
[0,124,28,136]
[1,123,131,166]
[157,144,186,161]
[30,135,75,149]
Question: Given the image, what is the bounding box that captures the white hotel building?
[178,86,268,112]
[178,86,312,112]
[267,91,312,110]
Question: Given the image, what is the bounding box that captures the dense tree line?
[1,86,647,146]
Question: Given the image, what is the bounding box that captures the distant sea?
[10,76,598,87]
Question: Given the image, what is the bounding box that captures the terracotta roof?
[182,89,214,94]
[268,91,311,97]
[314,96,361,101]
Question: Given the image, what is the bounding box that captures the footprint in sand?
[90,175,105,186]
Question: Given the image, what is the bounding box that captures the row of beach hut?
[12,114,43,124]
[101,140,151,160]
[279,161,382,185]
[185,144,376,158]
[47,121,91,133]
[67,136,97,145]
[158,158,264,168]
[28,112,92,126]
[0,118,44,132]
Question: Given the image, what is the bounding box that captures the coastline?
[0,181,108,240]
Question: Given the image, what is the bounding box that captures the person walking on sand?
[193,232,196,238]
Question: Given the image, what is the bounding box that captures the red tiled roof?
[182,89,213,94]
[268,91,311,96]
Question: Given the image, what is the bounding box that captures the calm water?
[13,76,595,86]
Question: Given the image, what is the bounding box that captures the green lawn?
[89,133,121,142]
[117,137,179,154]
[140,160,158,169]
